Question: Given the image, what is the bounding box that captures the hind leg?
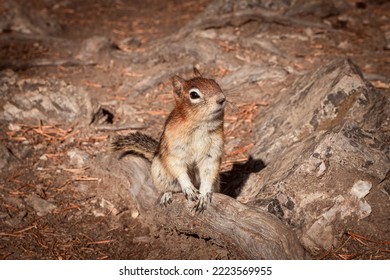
[151,158,182,207]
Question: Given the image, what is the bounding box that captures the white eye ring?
[188,88,203,103]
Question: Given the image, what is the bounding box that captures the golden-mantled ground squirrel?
[113,68,226,212]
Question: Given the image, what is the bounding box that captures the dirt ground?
[0,0,389,259]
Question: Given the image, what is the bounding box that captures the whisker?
[224,89,240,96]
[225,99,239,112]
[223,84,243,96]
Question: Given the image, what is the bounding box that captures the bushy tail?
[112,132,158,162]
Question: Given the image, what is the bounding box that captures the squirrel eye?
[189,90,200,99]
[188,88,203,103]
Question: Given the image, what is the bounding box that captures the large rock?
[238,59,390,253]
[0,69,100,125]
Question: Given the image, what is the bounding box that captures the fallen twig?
[86,239,113,245]
[94,124,147,131]
[74,177,100,181]
[0,225,37,237]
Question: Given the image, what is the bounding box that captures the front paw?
[193,192,212,213]
[182,186,199,201]
[160,192,173,207]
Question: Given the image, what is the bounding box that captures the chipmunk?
[112,68,226,212]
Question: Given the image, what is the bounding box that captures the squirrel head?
[171,68,226,123]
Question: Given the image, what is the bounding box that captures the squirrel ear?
[172,75,185,96]
[193,67,202,78]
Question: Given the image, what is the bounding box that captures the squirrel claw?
[160,192,173,207]
[183,187,199,202]
[192,192,212,214]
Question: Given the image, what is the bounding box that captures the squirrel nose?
[217,97,226,106]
